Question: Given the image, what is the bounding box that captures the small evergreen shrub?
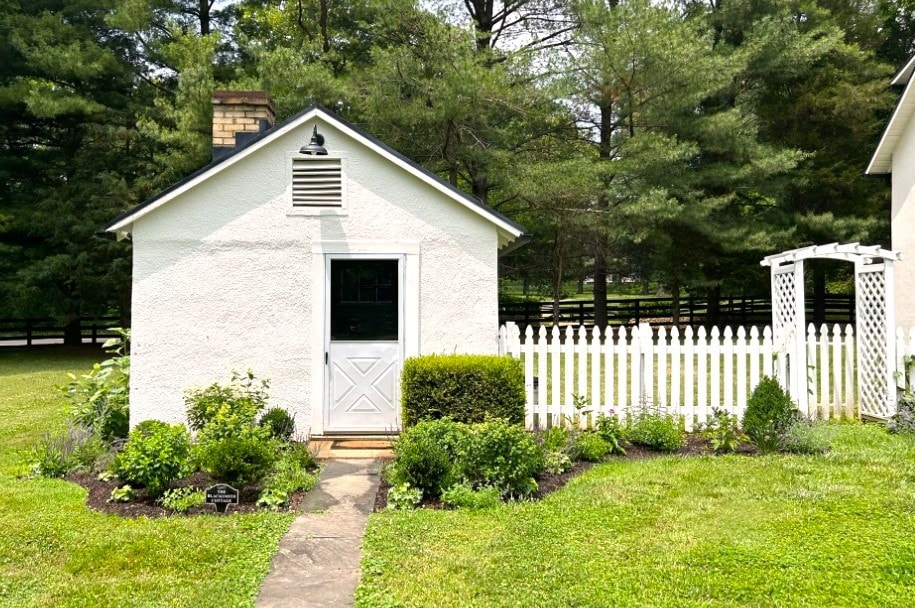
[260,407,296,442]
[112,421,192,496]
[158,487,205,513]
[441,483,502,510]
[22,425,108,478]
[628,412,684,452]
[389,418,468,499]
[888,393,915,434]
[401,354,525,426]
[704,408,742,454]
[196,435,277,487]
[781,420,832,455]
[457,418,544,498]
[573,432,611,462]
[185,371,269,436]
[743,376,801,453]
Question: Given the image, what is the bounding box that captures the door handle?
[325,352,328,365]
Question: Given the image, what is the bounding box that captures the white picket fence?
[498,322,914,431]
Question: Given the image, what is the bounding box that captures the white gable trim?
[867,59,915,175]
[107,107,525,244]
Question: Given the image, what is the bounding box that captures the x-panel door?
[326,257,402,432]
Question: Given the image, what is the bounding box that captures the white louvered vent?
[292,158,342,207]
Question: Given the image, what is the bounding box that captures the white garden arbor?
[761,243,902,419]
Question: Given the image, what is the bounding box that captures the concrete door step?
[310,436,394,460]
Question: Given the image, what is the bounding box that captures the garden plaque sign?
[205,484,239,514]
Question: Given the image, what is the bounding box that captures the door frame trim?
[323,253,406,433]
[310,241,420,436]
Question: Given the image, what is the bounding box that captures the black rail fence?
[499,295,855,329]
[0,317,122,346]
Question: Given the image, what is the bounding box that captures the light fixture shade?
[300,125,328,155]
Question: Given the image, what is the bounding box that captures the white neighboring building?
[868,57,915,328]
[106,92,526,435]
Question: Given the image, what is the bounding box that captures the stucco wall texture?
[893,111,915,330]
[129,119,501,435]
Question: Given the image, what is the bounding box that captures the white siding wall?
[892,111,915,329]
[129,120,500,434]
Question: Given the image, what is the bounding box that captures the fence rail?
[499,321,868,431]
[0,317,121,346]
[499,295,855,329]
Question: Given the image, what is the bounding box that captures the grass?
[0,347,294,607]
[356,423,915,607]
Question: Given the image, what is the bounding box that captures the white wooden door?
[326,258,402,432]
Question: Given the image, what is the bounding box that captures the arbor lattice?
[761,243,901,420]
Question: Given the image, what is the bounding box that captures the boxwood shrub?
[401,354,525,427]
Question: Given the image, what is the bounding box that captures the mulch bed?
[374,434,758,511]
[66,471,309,518]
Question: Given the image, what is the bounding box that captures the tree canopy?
[0,0,906,337]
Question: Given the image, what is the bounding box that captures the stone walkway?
[256,458,383,608]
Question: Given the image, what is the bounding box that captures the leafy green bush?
[184,371,269,437]
[196,435,277,487]
[109,485,135,503]
[259,407,296,442]
[389,418,468,499]
[441,483,502,510]
[257,450,320,509]
[628,412,684,452]
[457,418,544,498]
[595,413,627,455]
[112,421,192,496]
[22,425,109,478]
[704,408,742,454]
[158,487,205,513]
[743,376,801,453]
[59,328,130,441]
[543,450,573,474]
[781,421,832,454]
[387,482,423,510]
[573,432,611,461]
[888,393,915,434]
[401,354,525,426]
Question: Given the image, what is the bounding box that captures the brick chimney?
[212,90,276,160]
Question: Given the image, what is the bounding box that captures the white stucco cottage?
[868,57,915,328]
[106,91,526,435]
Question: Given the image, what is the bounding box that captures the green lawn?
[0,348,293,608]
[357,424,915,607]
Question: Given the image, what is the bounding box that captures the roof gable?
[867,57,915,175]
[106,105,526,249]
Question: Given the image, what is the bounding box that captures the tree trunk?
[199,0,210,35]
[552,232,564,325]
[670,272,681,328]
[706,285,721,327]
[593,99,613,329]
[812,264,826,327]
[63,313,82,347]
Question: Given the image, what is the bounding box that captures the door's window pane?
[331,260,398,340]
